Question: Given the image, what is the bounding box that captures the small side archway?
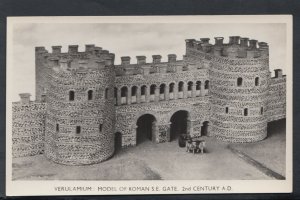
[201,121,209,136]
[136,113,157,145]
[169,110,190,141]
[114,132,122,154]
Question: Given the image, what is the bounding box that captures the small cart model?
[186,138,206,154]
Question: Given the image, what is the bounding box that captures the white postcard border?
[6,15,293,196]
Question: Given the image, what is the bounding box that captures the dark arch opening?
[141,85,146,96]
[160,84,166,94]
[196,81,201,90]
[201,121,209,136]
[136,114,156,145]
[150,84,156,95]
[187,81,193,91]
[170,110,189,142]
[131,86,137,96]
[121,86,128,97]
[178,81,184,92]
[160,84,166,100]
[204,80,209,89]
[169,83,175,93]
[114,132,122,154]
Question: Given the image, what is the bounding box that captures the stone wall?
[267,70,286,122]
[12,37,287,164]
[185,37,270,143]
[12,95,46,157]
[35,47,49,101]
[113,58,211,147]
[44,47,116,165]
[115,96,210,147]
[35,45,114,101]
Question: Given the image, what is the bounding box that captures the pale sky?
[11,23,286,101]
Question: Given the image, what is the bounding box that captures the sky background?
[11,23,286,101]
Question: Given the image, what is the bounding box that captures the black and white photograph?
[6,15,293,195]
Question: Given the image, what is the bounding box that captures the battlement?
[272,69,286,79]
[37,45,115,73]
[36,45,114,60]
[50,58,115,74]
[116,54,185,76]
[186,36,269,59]
[19,93,31,104]
[120,54,178,65]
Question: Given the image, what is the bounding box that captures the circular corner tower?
[210,36,270,143]
[44,45,115,165]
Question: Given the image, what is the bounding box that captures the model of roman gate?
[12,36,286,165]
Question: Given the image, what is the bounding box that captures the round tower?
[209,36,270,142]
[44,46,115,165]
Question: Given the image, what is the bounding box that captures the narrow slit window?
[255,77,259,86]
[261,107,264,115]
[244,108,248,116]
[237,77,243,87]
[56,124,59,132]
[226,107,229,114]
[99,124,103,132]
[69,90,75,101]
[88,90,93,100]
[76,126,81,134]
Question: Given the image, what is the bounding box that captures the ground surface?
[12,120,286,180]
[230,119,286,177]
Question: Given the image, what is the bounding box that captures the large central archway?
[170,110,189,141]
[136,114,157,145]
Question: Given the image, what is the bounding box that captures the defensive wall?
[12,94,46,157]
[11,36,287,166]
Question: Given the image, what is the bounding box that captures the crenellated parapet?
[12,36,287,165]
[12,93,46,158]
[35,45,115,101]
[186,36,269,59]
[115,54,184,76]
[267,69,286,122]
[205,36,272,143]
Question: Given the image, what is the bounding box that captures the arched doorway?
[201,121,209,136]
[136,114,157,145]
[170,110,189,141]
[114,132,122,154]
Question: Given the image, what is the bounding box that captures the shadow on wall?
[267,118,286,139]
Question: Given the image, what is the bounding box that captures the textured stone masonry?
[12,36,286,165]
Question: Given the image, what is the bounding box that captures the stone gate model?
[12,36,286,165]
